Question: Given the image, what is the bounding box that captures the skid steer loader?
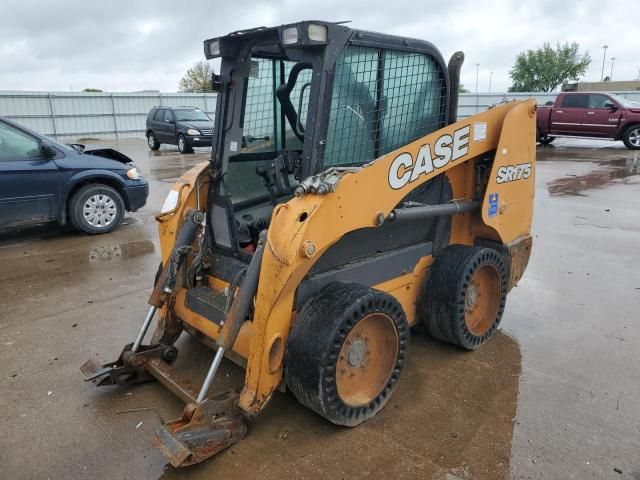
[82,20,536,467]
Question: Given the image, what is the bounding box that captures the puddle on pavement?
[157,331,522,480]
[87,241,154,262]
[1,239,155,285]
[146,153,208,183]
[547,155,640,196]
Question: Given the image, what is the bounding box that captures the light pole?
[475,63,480,93]
[489,71,493,93]
[600,45,608,81]
[637,67,640,80]
[610,57,616,80]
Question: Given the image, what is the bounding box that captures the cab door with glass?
[550,94,588,135]
[210,57,313,253]
[582,94,621,138]
[0,120,61,228]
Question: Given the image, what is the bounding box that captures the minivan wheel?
[177,134,193,154]
[622,125,640,150]
[69,184,125,234]
[147,132,160,150]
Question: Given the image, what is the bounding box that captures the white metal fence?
[1,90,639,141]
[0,91,217,141]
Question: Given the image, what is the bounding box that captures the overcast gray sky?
[1,0,637,93]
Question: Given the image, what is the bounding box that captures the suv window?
[0,122,42,161]
[163,110,174,123]
[324,46,445,167]
[561,94,588,108]
[153,109,164,121]
[588,94,610,109]
[174,109,210,122]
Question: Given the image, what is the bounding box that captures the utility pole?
[610,57,616,80]
[637,66,640,81]
[489,71,493,93]
[475,63,480,93]
[600,45,608,81]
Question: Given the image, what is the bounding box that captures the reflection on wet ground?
[0,138,639,479]
[159,332,521,480]
[546,155,640,197]
[145,145,211,183]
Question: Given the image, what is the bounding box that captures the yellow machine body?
[156,99,536,416]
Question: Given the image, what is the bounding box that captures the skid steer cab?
[82,20,536,467]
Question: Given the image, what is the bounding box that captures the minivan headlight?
[186,128,200,136]
[126,167,141,180]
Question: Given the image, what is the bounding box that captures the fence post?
[110,93,118,140]
[47,93,58,138]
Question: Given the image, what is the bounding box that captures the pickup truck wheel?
[177,134,193,154]
[622,125,640,150]
[147,132,160,150]
[69,184,125,234]
[538,136,555,146]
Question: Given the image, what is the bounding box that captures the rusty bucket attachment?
[153,391,247,468]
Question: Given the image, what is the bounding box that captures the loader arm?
[240,99,537,413]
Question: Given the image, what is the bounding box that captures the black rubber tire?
[285,282,410,427]
[424,245,507,350]
[177,134,193,154]
[537,136,555,146]
[69,184,125,234]
[622,124,640,150]
[147,131,160,150]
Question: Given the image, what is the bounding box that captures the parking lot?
[1,138,639,479]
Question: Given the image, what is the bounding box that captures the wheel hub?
[464,265,501,336]
[335,313,399,407]
[347,339,367,367]
[465,283,478,310]
[83,194,117,227]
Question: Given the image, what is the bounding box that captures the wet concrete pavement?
[0,138,639,479]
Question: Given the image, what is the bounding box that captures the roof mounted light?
[308,24,327,42]
[207,39,221,57]
[282,27,299,45]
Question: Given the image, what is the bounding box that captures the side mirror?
[41,142,57,158]
[605,102,617,110]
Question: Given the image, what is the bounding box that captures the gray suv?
[145,106,214,153]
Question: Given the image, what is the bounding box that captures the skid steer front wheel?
[285,282,409,427]
[424,245,507,350]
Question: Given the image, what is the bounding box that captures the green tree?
[82,88,103,92]
[178,61,213,93]
[459,84,470,93]
[508,42,591,92]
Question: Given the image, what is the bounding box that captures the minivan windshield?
[174,109,210,122]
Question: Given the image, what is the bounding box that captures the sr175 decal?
[496,163,532,184]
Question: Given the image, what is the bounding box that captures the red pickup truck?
[536,92,640,149]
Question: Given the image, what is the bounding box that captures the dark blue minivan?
[0,116,148,234]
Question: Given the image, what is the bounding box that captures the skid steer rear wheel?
[424,245,507,350]
[285,282,409,427]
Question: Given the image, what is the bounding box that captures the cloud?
[0,0,636,92]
